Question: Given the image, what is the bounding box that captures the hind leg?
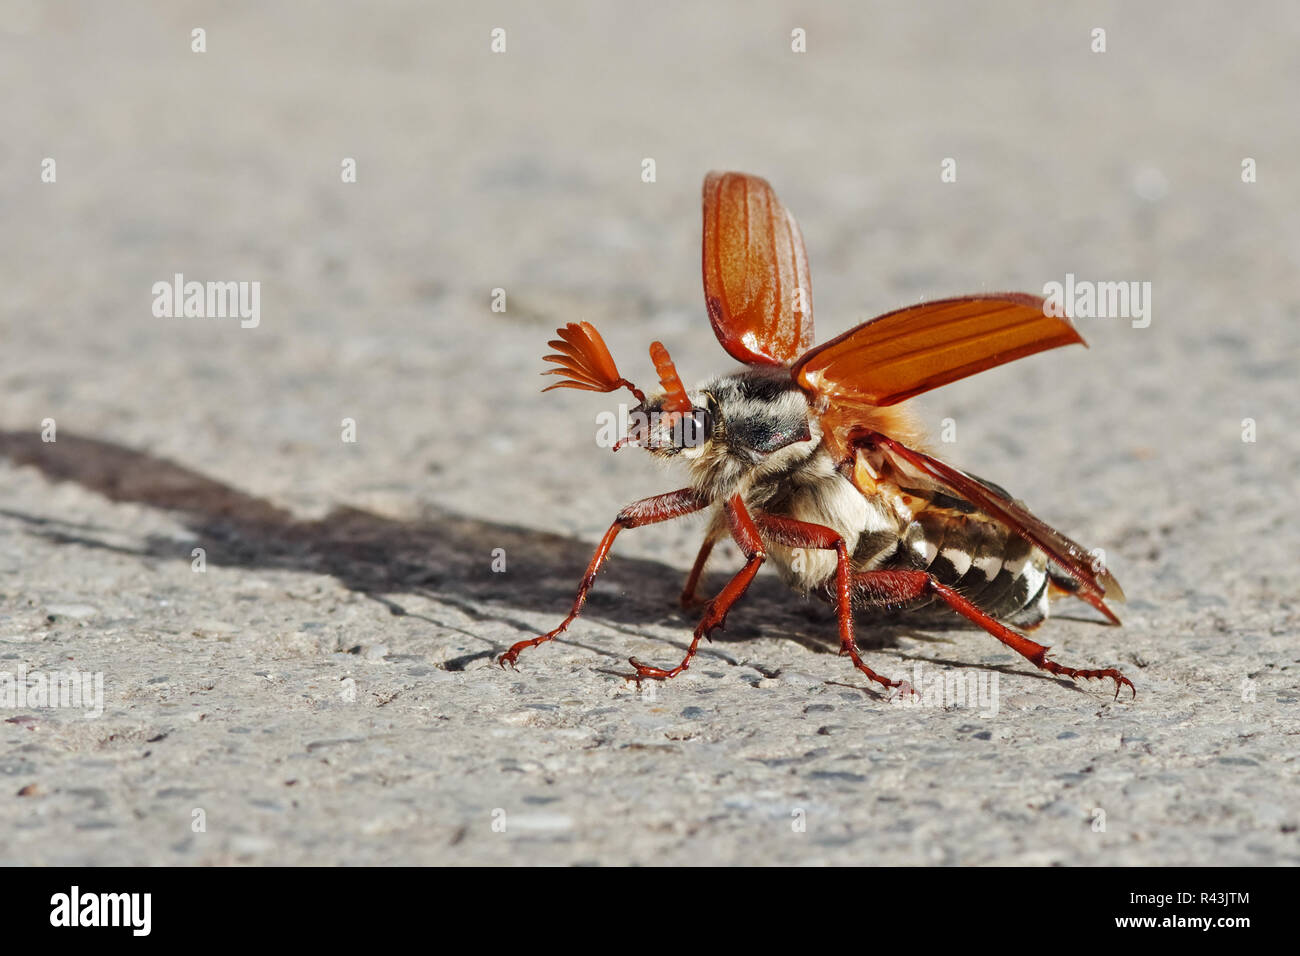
[851,569,1134,698]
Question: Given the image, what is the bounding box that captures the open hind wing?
[852,430,1125,623]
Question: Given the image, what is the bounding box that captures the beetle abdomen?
[852,486,1055,629]
[885,507,1050,626]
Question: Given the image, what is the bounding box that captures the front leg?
[498,488,708,669]
[629,493,764,680]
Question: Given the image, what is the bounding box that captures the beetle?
[499,171,1133,699]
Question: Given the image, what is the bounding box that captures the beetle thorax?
[682,367,822,500]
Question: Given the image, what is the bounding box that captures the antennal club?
[649,341,692,414]
[541,322,646,404]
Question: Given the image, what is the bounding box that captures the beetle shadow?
[0,430,856,670]
[0,431,1108,692]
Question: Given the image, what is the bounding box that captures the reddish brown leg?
[757,514,907,693]
[629,494,762,681]
[679,536,717,610]
[498,488,708,669]
[851,570,1135,699]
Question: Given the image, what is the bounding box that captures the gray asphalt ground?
[1,2,1297,865]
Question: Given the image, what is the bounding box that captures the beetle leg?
[679,531,722,610]
[629,494,762,681]
[756,513,906,693]
[498,488,708,669]
[850,570,1135,699]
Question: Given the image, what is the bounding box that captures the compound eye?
[680,407,711,449]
